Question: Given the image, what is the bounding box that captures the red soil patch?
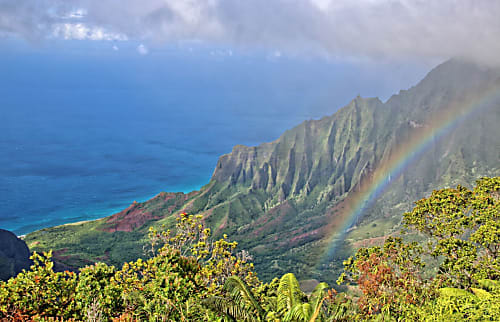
[200,209,213,221]
[103,202,154,232]
[52,248,72,261]
[252,201,292,237]
[95,252,110,262]
[154,191,198,203]
[101,191,199,232]
[154,192,176,202]
[288,228,321,244]
[217,214,228,232]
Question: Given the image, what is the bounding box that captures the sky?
[1,0,500,65]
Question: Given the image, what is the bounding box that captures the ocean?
[0,43,430,235]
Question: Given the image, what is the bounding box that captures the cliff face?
[210,59,500,203]
[211,96,386,202]
[0,229,32,281]
[168,59,500,279]
[25,59,500,282]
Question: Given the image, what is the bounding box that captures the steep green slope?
[25,59,500,282]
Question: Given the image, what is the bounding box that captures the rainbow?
[320,84,500,264]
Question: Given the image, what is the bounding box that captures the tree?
[403,176,499,288]
[337,237,432,317]
[338,177,500,319]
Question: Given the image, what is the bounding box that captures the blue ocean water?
[0,42,430,235]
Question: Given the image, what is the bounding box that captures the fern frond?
[224,276,265,320]
[307,282,328,322]
[277,273,303,313]
[202,296,238,322]
[284,303,311,322]
[309,283,328,311]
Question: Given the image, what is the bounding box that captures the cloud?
[61,8,87,19]
[137,43,149,55]
[52,23,127,41]
[1,0,500,65]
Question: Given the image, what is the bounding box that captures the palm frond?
[326,301,352,322]
[309,283,328,311]
[202,296,238,322]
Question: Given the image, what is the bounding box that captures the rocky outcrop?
[0,229,32,281]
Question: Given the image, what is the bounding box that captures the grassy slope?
[25,60,500,282]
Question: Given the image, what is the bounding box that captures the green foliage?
[337,177,500,320]
[203,275,265,321]
[2,177,499,320]
[224,276,266,320]
[277,273,305,316]
[338,237,433,317]
[0,251,78,320]
[0,213,260,321]
[403,176,500,287]
[75,262,122,319]
[148,213,259,294]
[26,221,147,269]
[405,279,500,321]
[204,272,335,322]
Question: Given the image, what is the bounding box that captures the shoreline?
[16,184,204,238]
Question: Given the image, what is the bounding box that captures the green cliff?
[25,59,500,282]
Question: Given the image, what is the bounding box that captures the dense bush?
[338,177,500,320]
[0,214,257,321]
[0,177,498,320]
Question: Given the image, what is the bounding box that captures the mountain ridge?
[25,59,500,282]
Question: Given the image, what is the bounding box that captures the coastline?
[17,183,204,238]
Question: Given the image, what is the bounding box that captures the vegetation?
[1,177,498,320]
[24,60,500,282]
[338,176,500,320]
